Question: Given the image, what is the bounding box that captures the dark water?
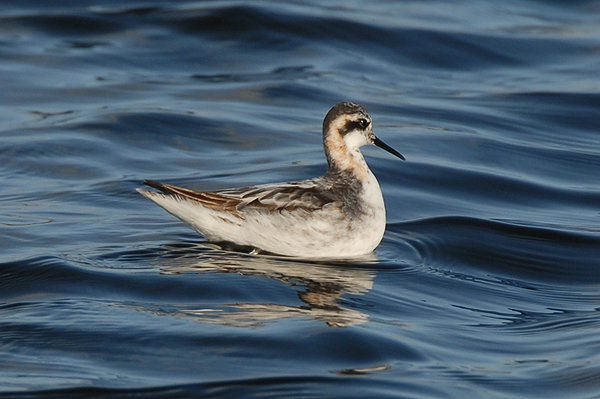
[2,1,600,398]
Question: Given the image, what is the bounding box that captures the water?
[1,1,600,398]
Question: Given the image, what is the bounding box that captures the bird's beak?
[373,136,405,160]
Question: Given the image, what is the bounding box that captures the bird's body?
[137,102,404,258]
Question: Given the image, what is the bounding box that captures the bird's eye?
[358,118,369,129]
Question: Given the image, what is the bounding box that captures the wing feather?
[142,179,336,219]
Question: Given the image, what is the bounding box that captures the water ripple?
[390,216,600,283]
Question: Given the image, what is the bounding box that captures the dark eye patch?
[341,118,370,135]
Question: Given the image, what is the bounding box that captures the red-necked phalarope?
[137,102,404,258]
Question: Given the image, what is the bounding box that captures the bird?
[137,102,404,258]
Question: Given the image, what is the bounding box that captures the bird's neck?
[323,133,369,180]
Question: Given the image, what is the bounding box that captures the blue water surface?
[1,1,600,398]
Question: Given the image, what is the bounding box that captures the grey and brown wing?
[232,182,335,213]
[142,179,246,218]
[142,179,337,218]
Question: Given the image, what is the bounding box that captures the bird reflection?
[153,243,378,327]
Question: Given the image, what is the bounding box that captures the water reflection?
[154,245,378,327]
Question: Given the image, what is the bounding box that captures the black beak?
[373,136,405,161]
